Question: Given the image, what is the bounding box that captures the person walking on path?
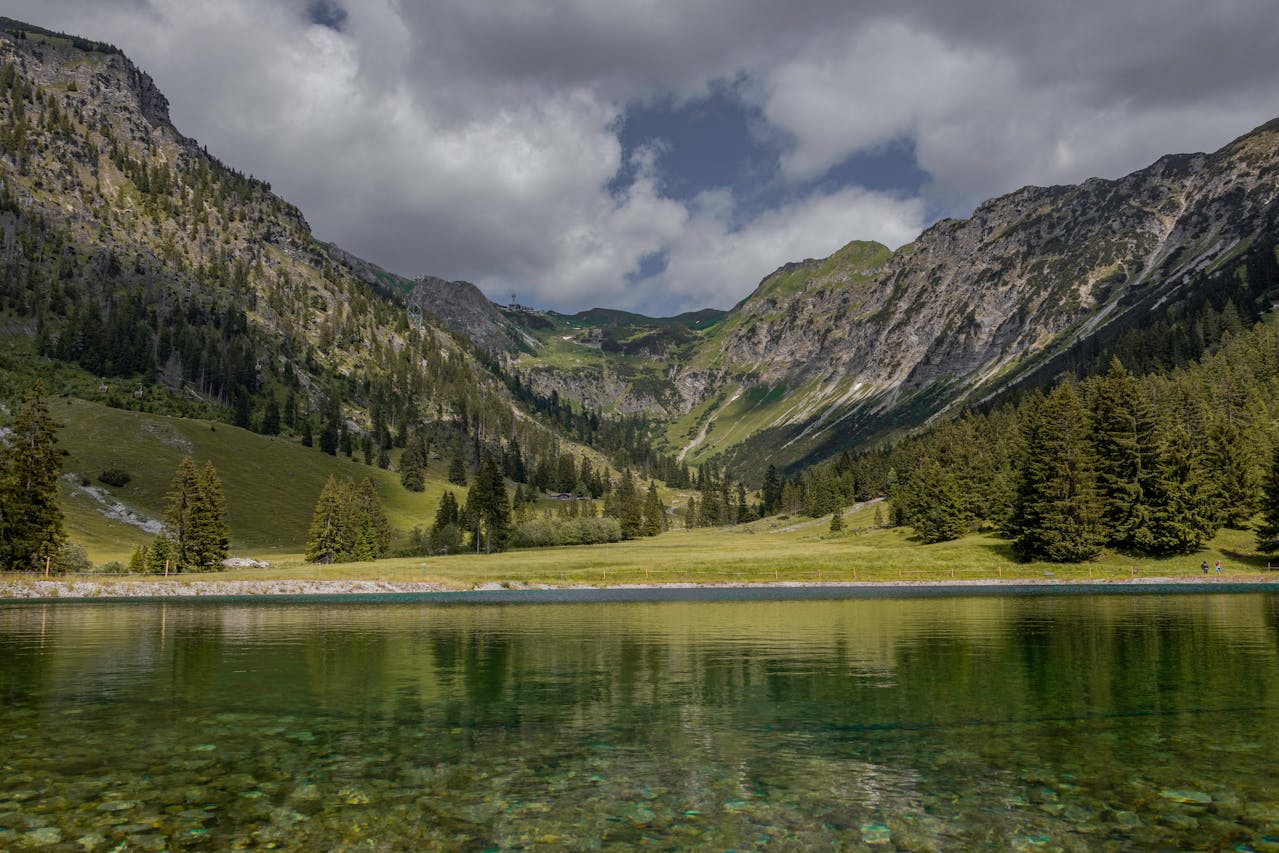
[1201,560,1209,574]
[1214,560,1223,574]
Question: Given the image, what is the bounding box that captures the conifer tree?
[1089,359,1160,549]
[350,478,391,560]
[761,464,781,516]
[910,459,967,544]
[160,459,229,572]
[163,457,202,572]
[0,381,65,571]
[1257,448,1279,554]
[260,396,281,436]
[1009,383,1104,562]
[1134,425,1213,554]
[1202,418,1260,528]
[829,501,844,533]
[429,490,463,553]
[190,462,230,570]
[610,469,643,538]
[399,433,426,492]
[306,475,347,564]
[465,453,510,553]
[642,480,666,536]
[448,450,468,486]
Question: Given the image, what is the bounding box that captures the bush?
[98,468,131,488]
[510,516,622,549]
[51,542,92,573]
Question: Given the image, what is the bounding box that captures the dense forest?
[784,308,1279,560]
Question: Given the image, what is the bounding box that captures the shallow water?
[3,593,1279,850]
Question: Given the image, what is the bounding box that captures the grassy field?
[55,398,463,562]
[36,500,1277,590]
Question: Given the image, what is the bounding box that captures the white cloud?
[8,0,1279,313]
[646,186,925,312]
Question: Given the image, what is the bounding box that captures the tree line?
[788,314,1279,561]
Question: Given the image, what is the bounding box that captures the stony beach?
[1,574,1275,599]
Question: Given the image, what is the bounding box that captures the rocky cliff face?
[661,121,1279,474]
[406,277,529,355]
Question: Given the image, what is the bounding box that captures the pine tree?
[909,459,967,544]
[1202,418,1260,529]
[1257,448,1279,554]
[191,462,230,570]
[1135,425,1213,555]
[1010,383,1105,562]
[1089,359,1160,549]
[465,453,510,553]
[306,475,347,564]
[399,433,426,492]
[642,481,666,536]
[161,458,230,571]
[0,381,65,571]
[163,457,202,572]
[610,469,643,538]
[260,396,281,436]
[430,491,463,554]
[350,478,391,560]
[448,450,468,486]
[829,501,844,533]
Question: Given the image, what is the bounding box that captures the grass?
[55,398,464,562]
[38,500,1279,590]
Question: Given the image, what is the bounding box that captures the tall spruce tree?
[191,462,230,570]
[642,480,666,536]
[1134,424,1213,554]
[1089,359,1160,549]
[1009,383,1105,562]
[1202,418,1261,528]
[163,457,202,572]
[350,478,391,560]
[160,458,230,572]
[0,381,65,571]
[306,475,347,564]
[448,450,468,486]
[465,453,510,553]
[1257,448,1279,554]
[399,433,427,492]
[907,459,967,544]
[429,490,463,554]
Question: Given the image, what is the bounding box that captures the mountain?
[0,19,667,525]
[406,276,531,356]
[674,128,1279,475]
[506,122,1279,478]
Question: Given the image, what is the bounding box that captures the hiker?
[1214,560,1223,574]
[1201,560,1209,575]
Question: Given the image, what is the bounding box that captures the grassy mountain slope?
[56,397,464,562]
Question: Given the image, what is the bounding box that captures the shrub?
[98,468,131,488]
[509,516,622,549]
[51,542,92,573]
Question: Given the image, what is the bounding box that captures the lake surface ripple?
[3,592,1279,850]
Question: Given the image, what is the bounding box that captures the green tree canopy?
[0,381,65,571]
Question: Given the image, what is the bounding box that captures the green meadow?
[53,397,464,562]
[32,398,1276,589]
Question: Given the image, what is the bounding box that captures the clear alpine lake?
[3,589,1279,850]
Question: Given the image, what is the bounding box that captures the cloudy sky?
[12,1,1279,314]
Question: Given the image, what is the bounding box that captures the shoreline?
[2,574,1278,602]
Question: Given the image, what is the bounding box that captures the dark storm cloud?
[306,0,347,32]
[5,1,1279,312]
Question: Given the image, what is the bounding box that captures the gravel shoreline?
[1,574,1276,600]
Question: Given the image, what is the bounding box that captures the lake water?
[3,591,1279,850]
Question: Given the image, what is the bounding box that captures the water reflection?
[1,594,1278,849]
